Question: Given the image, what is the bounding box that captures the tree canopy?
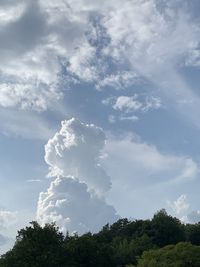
[1,210,200,267]
[129,242,200,267]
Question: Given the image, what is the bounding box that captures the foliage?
[129,242,200,267]
[151,209,185,247]
[185,223,200,245]
[1,210,200,267]
[0,222,65,267]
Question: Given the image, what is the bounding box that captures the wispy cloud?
[0,0,200,129]
[0,108,56,140]
[101,134,199,218]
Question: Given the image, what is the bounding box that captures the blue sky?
[1,0,200,253]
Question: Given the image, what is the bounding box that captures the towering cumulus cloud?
[37,176,118,234]
[37,118,118,234]
[45,118,111,195]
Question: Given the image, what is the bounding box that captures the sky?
[0,0,200,254]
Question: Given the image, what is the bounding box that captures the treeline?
[1,209,200,267]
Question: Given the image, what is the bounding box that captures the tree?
[2,210,200,267]
[129,242,200,267]
[186,223,200,245]
[151,209,185,247]
[0,222,65,267]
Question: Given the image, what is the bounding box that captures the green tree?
[0,222,65,267]
[64,232,115,267]
[186,223,200,245]
[151,209,185,247]
[129,242,200,267]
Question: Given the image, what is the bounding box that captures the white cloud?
[103,135,199,187]
[0,83,62,112]
[26,179,42,183]
[45,118,111,195]
[103,0,197,67]
[101,135,199,218]
[0,0,88,111]
[113,95,161,113]
[0,108,56,140]
[37,176,119,234]
[103,95,161,123]
[119,115,139,122]
[0,210,19,253]
[167,194,189,215]
[68,43,98,82]
[38,118,120,233]
[0,2,26,25]
[101,0,200,128]
[0,209,34,254]
[166,195,200,224]
[0,210,18,230]
[0,1,61,111]
[106,95,161,114]
[96,71,139,90]
[143,96,162,112]
[113,96,143,113]
[0,0,200,123]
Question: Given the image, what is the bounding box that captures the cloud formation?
[103,95,161,123]
[113,95,161,113]
[101,135,199,218]
[0,0,84,111]
[167,196,200,224]
[167,194,189,215]
[0,210,19,254]
[96,71,139,90]
[0,210,18,230]
[103,136,199,187]
[45,118,111,195]
[0,0,200,131]
[1,0,200,253]
[38,118,118,234]
[37,176,118,234]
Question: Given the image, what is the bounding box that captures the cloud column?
[37,118,119,234]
